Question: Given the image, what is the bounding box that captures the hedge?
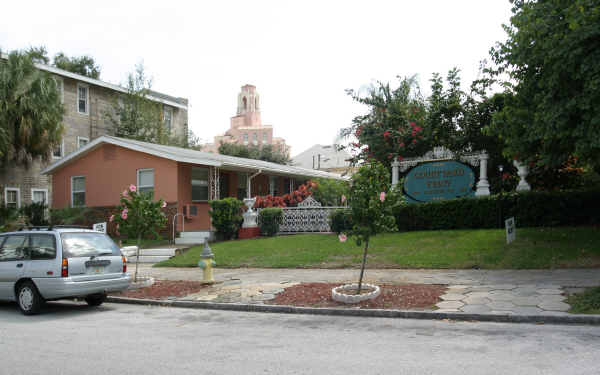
[259,208,283,236]
[208,198,245,240]
[393,189,600,231]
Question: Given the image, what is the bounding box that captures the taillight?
[61,258,68,277]
[122,256,127,273]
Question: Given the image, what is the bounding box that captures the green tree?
[0,49,64,167]
[312,178,349,206]
[341,161,398,293]
[107,63,174,145]
[487,0,600,170]
[218,142,291,164]
[111,184,167,281]
[53,52,101,79]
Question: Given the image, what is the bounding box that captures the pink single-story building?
[42,136,346,239]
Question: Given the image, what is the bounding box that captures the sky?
[1,0,513,157]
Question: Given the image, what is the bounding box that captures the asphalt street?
[0,301,598,375]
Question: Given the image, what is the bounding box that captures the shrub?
[313,178,350,206]
[49,207,89,226]
[329,209,352,235]
[393,189,600,231]
[209,198,245,240]
[20,202,48,226]
[0,206,19,231]
[258,208,283,236]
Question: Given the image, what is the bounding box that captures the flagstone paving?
[130,265,600,315]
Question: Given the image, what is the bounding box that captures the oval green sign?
[403,160,475,203]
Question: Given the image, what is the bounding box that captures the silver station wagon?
[0,226,130,315]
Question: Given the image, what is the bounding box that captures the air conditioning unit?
[183,204,198,219]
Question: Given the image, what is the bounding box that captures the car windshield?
[60,232,121,258]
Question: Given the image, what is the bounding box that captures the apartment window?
[191,167,209,201]
[137,169,155,197]
[269,176,280,196]
[252,133,258,145]
[243,133,248,145]
[77,137,89,149]
[4,188,20,209]
[54,77,64,103]
[263,132,268,144]
[71,176,86,207]
[163,106,173,134]
[52,139,64,159]
[31,189,48,205]
[77,84,88,114]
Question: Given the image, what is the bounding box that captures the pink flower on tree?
[121,209,128,220]
[338,234,347,242]
[109,215,114,222]
[122,190,128,197]
[161,201,167,208]
[341,194,346,204]
[379,192,386,202]
[129,184,137,192]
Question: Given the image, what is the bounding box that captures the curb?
[105,296,600,326]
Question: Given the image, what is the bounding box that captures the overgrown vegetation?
[258,208,283,236]
[567,287,600,315]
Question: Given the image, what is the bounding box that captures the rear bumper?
[34,274,131,300]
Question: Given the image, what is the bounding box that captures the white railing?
[257,196,346,233]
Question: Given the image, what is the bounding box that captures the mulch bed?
[270,283,447,309]
[111,280,210,300]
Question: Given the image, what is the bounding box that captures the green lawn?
[154,226,600,269]
[566,287,600,314]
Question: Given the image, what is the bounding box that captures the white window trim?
[137,168,155,192]
[52,139,64,159]
[77,83,89,115]
[4,187,20,209]
[31,188,49,205]
[71,176,86,207]
[77,136,90,149]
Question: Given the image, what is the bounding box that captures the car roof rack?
[17,225,91,231]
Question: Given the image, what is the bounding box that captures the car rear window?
[60,232,121,258]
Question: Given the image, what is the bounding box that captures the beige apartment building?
[0,58,188,209]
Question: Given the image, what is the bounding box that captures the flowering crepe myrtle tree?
[340,76,430,169]
[111,184,167,281]
[339,161,398,294]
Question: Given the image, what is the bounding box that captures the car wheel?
[16,281,44,315]
[85,293,106,307]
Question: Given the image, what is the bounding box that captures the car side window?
[0,235,28,261]
[29,234,57,260]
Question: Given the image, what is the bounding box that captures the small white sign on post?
[505,217,516,244]
[93,222,107,234]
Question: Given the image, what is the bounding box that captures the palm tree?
[0,49,64,167]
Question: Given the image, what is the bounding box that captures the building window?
[269,176,280,196]
[71,176,86,207]
[77,137,89,149]
[4,188,20,209]
[31,189,48,205]
[263,132,268,144]
[77,84,88,114]
[54,77,64,103]
[163,106,172,134]
[137,169,155,197]
[243,133,248,145]
[52,139,64,159]
[252,133,257,145]
[191,167,209,201]
[237,173,247,200]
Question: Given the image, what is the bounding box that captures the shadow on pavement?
[0,300,120,321]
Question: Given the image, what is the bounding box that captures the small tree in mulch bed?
[111,184,167,282]
[340,161,399,294]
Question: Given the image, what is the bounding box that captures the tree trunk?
[134,234,141,282]
[357,238,369,294]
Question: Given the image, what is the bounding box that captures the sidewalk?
[128,265,600,316]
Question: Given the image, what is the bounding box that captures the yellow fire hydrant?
[197,240,216,284]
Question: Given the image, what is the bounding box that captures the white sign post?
[505,217,516,244]
[93,222,107,234]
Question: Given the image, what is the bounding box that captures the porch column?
[209,167,220,200]
[475,152,490,196]
[246,173,251,199]
[391,160,400,189]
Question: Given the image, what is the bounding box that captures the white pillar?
[391,160,400,189]
[475,152,490,196]
[246,173,251,199]
[513,160,531,192]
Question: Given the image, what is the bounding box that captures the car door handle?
[16,263,23,268]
